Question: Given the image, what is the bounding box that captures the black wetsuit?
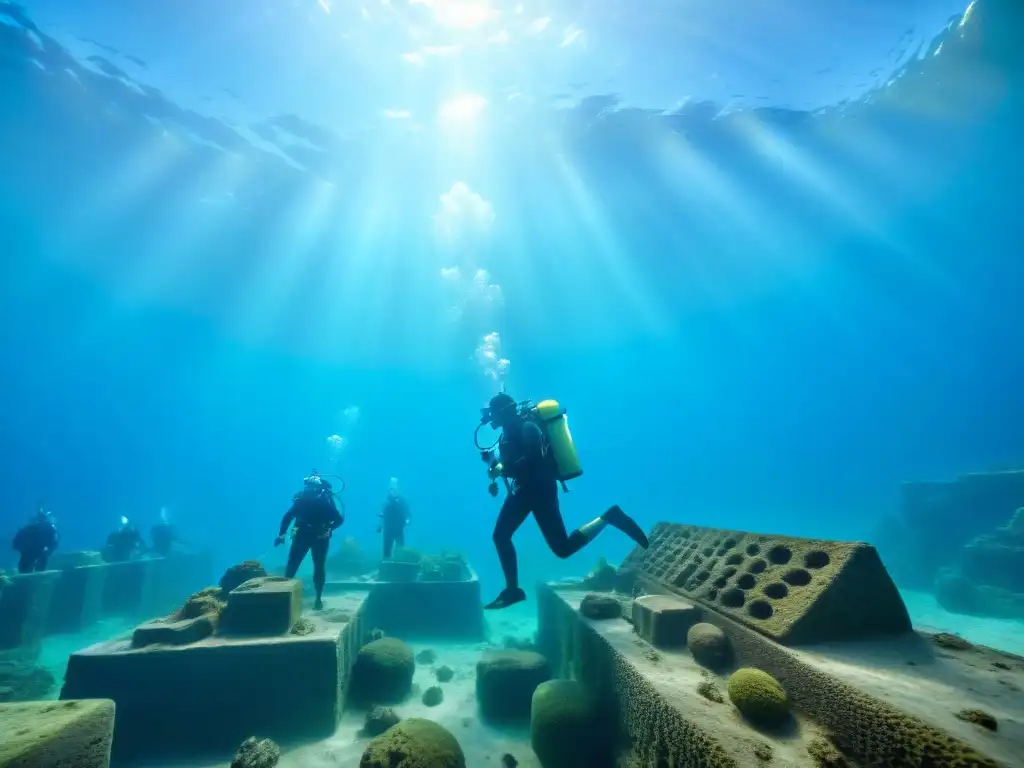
[381,495,410,559]
[150,523,176,557]
[103,525,145,563]
[493,417,594,591]
[279,493,344,599]
[13,519,59,573]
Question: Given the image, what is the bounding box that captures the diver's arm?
[328,499,344,530]
[278,505,297,537]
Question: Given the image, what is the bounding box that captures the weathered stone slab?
[0,699,114,768]
[47,565,107,635]
[538,585,1015,768]
[132,615,216,648]
[622,523,911,645]
[0,570,60,657]
[351,572,484,640]
[631,594,702,647]
[60,592,369,762]
[220,576,302,636]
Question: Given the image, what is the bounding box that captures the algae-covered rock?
[220,561,267,595]
[416,649,437,664]
[727,667,789,724]
[174,587,226,620]
[423,685,444,706]
[530,679,605,767]
[580,593,622,620]
[476,650,551,722]
[435,664,454,683]
[352,637,416,704]
[806,736,848,766]
[290,617,316,636]
[359,717,465,768]
[687,622,732,669]
[363,706,401,736]
[955,708,998,731]
[230,736,280,768]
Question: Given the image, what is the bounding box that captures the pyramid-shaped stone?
[621,523,911,645]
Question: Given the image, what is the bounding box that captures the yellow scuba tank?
[534,399,583,482]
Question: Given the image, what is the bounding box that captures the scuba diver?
[12,505,59,573]
[150,507,178,557]
[378,479,411,559]
[275,471,344,611]
[103,517,147,563]
[477,392,649,610]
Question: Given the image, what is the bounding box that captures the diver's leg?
[383,529,395,559]
[601,505,650,549]
[285,534,311,579]
[36,554,49,571]
[533,487,594,558]
[17,552,32,574]
[486,493,530,610]
[396,528,405,549]
[311,537,328,610]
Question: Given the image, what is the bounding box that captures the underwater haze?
[2,0,1024,640]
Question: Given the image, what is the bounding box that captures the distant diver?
[378,479,411,560]
[150,507,178,557]
[12,505,59,573]
[103,516,147,563]
[275,471,345,611]
[476,392,649,610]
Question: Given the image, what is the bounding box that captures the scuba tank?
[532,399,583,483]
[474,397,584,494]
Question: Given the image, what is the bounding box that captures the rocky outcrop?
[936,507,1024,620]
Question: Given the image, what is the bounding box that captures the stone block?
[621,523,911,645]
[61,619,358,762]
[220,576,302,636]
[47,565,107,635]
[538,585,1015,768]
[100,559,156,618]
[0,571,59,657]
[132,615,217,648]
[0,699,115,768]
[631,594,701,647]
[356,572,484,639]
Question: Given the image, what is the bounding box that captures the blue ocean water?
[1,0,1023,669]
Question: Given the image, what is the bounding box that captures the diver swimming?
[102,516,147,563]
[275,471,345,611]
[476,392,650,610]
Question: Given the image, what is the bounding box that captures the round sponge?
[530,679,604,767]
[726,667,789,724]
[687,622,732,669]
[351,638,416,704]
[359,718,465,768]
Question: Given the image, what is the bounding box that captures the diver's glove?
[488,481,499,498]
[274,535,285,547]
[480,450,494,464]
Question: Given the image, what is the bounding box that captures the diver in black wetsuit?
[150,508,178,557]
[275,473,344,611]
[482,392,650,610]
[103,517,146,563]
[379,485,411,559]
[12,506,59,573]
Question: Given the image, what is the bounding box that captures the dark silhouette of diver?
[150,508,178,557]
[12,505,59,573]
[103,517,146,563]
[482,392,649,610]
[378,484,411,559]
[275,473,344,611]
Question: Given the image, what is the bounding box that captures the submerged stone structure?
[61,577,367,763]
[0,699,115,768]
[539,522,1023,768]
[621,523,911,645]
